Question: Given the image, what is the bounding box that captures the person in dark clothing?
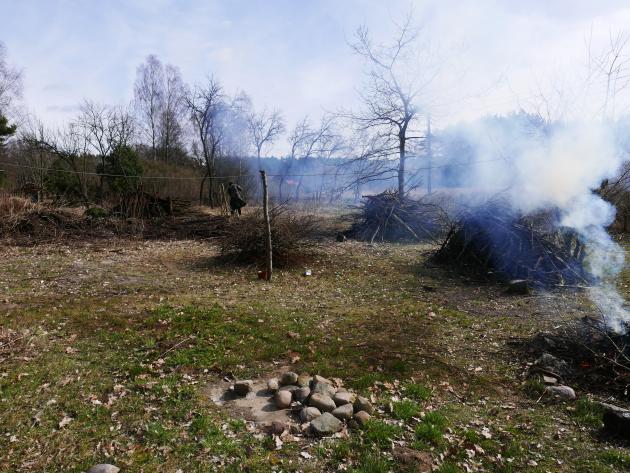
[227,181,246,216]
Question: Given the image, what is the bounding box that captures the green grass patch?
[403,382,432,401]
[392,399,421,421]
[349,452,392,473]
[362,419,403,449]
[599,450,630,470]
[435,462,464,473]
[573,398,604,428]
[414,411,448,448]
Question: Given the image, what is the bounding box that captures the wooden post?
[260,170,273,281]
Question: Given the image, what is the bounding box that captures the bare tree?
[590,31,630,120]
[184,78,225,207]
[248,108,285,170]
[76,101,135,200]
[23,122,91,204]
[279,115,342,201]
[0,42,22,114]
[134,55,164,161]
[347,15,435,195]
[160,64,186,163]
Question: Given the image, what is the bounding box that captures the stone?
[297,373,312,387]
[279,385,300,393]
[354,410,371,426]
[270,420,287,435]
[300,406,322,422]
[233,380,253,396]
[546,385,576,400]
[275,390,293,408]
[506,279,531,295]
[310,374,333,387]
[354,396,375,415]
[281,371,299,386]
[333,391,355,406]
[311,412,342,436]
[600,403,630,438]
[332,403,354,420]
[309,393,336,412]
[311,380,336,398]
[535,353,571,376]
[542,375,557,385]
[294,386,311,403]
[267,378,279,392]
[87,466,120,473]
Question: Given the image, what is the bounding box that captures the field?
[1,219,630,472]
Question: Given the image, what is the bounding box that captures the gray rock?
[600,403,630,437]
[275,390,293,408]
[297,373,312,387]
[309,393,336,412]
[233,380,253,396]
[300,406,322,422]
[333,391,355,406]
[506,279,531,295]
[280,371,299,386]
[311,412,342,436]
[332,403,354,420]
[310,374,333,387]
[311,380,336,398]
[354,396,375,415]
[536,353,571,376]
[87,466,120,473]
[354,410,371,426]
[279,385,300,393]
[546,385,576,400]
[267,378,279,392]
[294,386,311,403]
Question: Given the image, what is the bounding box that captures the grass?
[1,236,629,472]
[392,399,421,421]
[403,382,432,401]
[414,411,449,448]
[363,419,404,449]
[573,398,605,428]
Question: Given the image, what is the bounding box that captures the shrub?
[218,206,318,267]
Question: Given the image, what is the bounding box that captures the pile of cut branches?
[0,194,83,241]
[434,202,591,287]
[347,190,450,243]
[513,318,630,399]
[218,205,318,267]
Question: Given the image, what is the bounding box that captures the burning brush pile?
[434,201,592,288]
[347,190,450,243]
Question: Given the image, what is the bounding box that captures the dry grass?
[0,193,43,217]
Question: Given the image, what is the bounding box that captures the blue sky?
[2,0,630,150]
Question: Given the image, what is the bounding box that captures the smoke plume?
[455,116,629,331]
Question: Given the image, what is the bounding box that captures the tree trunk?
[426,115,432,195]
[398,138,406,196]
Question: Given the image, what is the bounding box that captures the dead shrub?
[218,206,318,267]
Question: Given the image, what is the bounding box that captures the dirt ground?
[1,229,630,472]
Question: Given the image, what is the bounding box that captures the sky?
[2,0,630,153]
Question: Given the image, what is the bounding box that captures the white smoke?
[458,117,629,332]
